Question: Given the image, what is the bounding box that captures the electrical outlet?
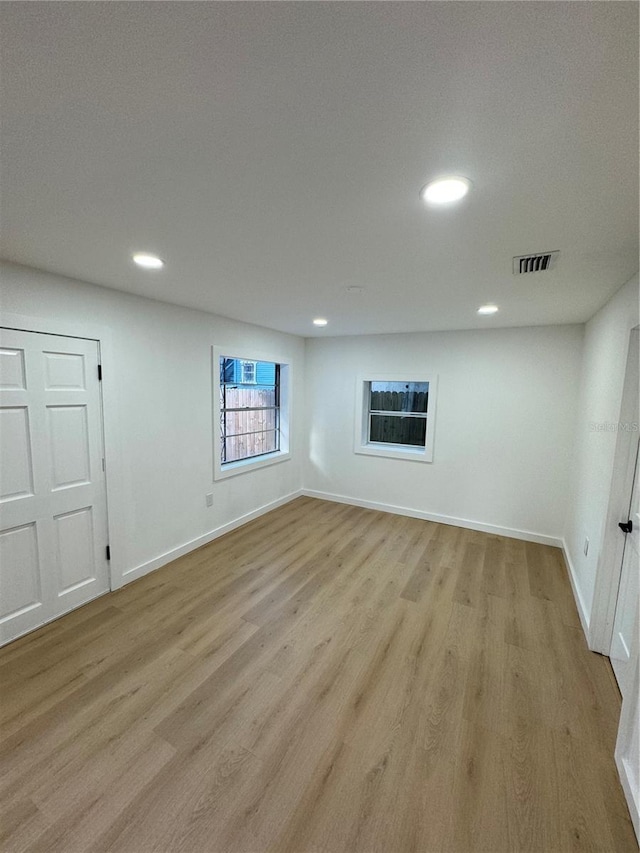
[583,537,589,556]
[206,493,213,508]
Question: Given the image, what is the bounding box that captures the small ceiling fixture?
[421,176,471,205]
[133,252,164,269]
[313,318,328,327]
[477,304,499,315]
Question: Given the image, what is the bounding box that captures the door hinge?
[106,545,111,561]
[98,364,102,380]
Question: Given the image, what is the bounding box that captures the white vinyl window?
[355,374,437,462]
[240,360,257,384]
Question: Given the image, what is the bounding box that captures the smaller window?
[369,381,428,447]
[355,374,437,462]
[240,360,257,384]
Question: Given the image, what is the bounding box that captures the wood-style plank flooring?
[1,497,636,852]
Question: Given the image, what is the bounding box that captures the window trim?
[354,373,437,463]
[213,346,291,480]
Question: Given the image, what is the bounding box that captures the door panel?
[55,506,96,593]
[48,405,91,490]
[0,522,42,622]
[0,328,109,645]
[43,350,87,389]
[0,406,35,500]
[0,347,27,389]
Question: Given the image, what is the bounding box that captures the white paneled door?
[0,329,109,645]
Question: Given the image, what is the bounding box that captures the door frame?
[1,312,126,592]
[588,326,639,654]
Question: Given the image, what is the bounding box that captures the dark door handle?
[619,520,633,533]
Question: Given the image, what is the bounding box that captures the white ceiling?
[1,2,638,338]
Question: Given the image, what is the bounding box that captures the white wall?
[4,258,632,600]
[563,274,640,627]
[0,262,305,586]
[304,325,583,543]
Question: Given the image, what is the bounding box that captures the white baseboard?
[616,753,640,842]
[560,537,592,646]
[120,489,304,586]
[302,489,563,548]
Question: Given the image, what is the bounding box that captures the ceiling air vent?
[513,250,560,275]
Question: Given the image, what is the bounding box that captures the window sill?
[214,449,291,481]
[355,443,433,463]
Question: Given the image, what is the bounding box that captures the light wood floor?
[1,497,636,853]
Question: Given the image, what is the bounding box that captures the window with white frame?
[240,360,257,384]
[213,347,291,479]
[355,374,437,462]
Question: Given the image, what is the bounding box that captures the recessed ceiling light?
[133,252,164,269]
[421,176,471,205]
[313,318,328,327]
[477,304,499,315]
